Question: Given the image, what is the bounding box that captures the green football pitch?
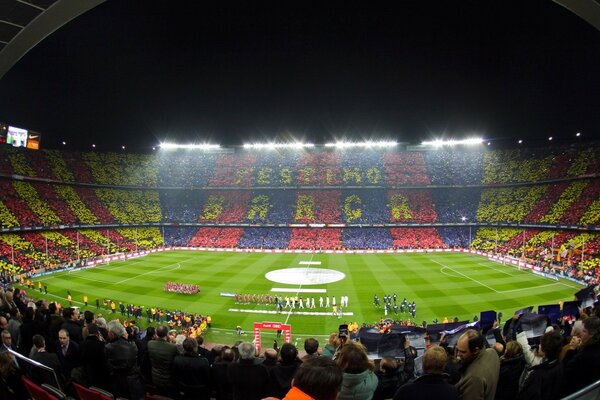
[31,251,582,344]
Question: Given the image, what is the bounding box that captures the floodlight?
[421,138,483,147]
[324,141,397,148]
[242,142,314,149]
[159,142,221,150]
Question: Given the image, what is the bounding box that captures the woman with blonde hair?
[336,341,378,400]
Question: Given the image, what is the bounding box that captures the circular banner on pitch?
[265,268,345,285]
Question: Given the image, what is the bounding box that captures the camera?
[338,324,349,338]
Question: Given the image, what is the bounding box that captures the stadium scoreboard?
[0,122,41,150]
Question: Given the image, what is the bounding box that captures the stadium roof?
[0,1,599,150]
[0,0,104,79]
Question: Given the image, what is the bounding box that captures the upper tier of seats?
[0,143,598,188]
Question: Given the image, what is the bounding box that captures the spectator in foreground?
[517,330,564,400]
[227,341,269,400]
[495,340,525,400]
[211,346,235,400]
[147,324,179,397]
[173,337,211,400]
[336,340,378,400]
[394,345,459,400]
[281,356,343,400]
[270,343,302,398]
[30,334,62,388]
[455,329,500,400]
[561,316,600,397]
[321,332,339,358]
[301,338,319,361]
[105,320,144,400]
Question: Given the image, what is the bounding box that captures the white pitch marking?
[271,288,327,293]
[299,261,321,265]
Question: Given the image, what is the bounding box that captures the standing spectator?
[211,346,235,400]
[517,330,564,400]
[105,320,143,400]
[279,356,343,400]
[336,341,378,400]
[147,324,179,396]
[227,341,270,400]
[30,334,62,388]
[561,316,600,397]
[301,338,319,361]
[55,328,80,382]
[321,333,340,358]
[269,343,302,398]
[80,323,109,390]
[495,341,525,400]
[393,346,459,400]
[20,308,43,357]
[197,335,215,365]
[60,308,83,344]
[455,329,500,400]
[172,337,211,400]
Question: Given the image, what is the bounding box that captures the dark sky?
[0,0,599,151]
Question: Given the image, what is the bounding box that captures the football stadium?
[0,1,599,400]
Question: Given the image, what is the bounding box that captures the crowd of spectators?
[342,228,394,249]
[238,228,292,249]
[3,282,599,400]
[0,143,599,278]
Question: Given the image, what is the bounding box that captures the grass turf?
[29,250,581,344]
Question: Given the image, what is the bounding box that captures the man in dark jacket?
[60,308,83,344]
[394,346,459,400]
[105,320,144,400]
[173,337,211,400]
[227,342,270,400]
[30,334,63,388]
[269,343,302,398]
[517,330,564,400]
[147,324,179,396]
[561,316,600,397]
[55,328,80,381]
[80,323,109,390]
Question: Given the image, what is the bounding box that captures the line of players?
[234,293,349,310]
[373,293,416,318]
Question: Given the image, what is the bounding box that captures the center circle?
[265,268,345,285]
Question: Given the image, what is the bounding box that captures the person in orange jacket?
[264,357,343,400]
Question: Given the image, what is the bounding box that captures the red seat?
[73,382,114,400]
[21,375,59,400]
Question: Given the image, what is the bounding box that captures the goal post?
[253,321,291,353]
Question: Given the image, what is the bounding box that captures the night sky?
[0,0,599,151]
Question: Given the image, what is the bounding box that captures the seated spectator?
[518,330,564,400]
[227,341,270,400]
[561,316,600,397]
[393,345,459,400]
[270,343,302,398]
[336,340,378,400]
[173,337,211,400]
